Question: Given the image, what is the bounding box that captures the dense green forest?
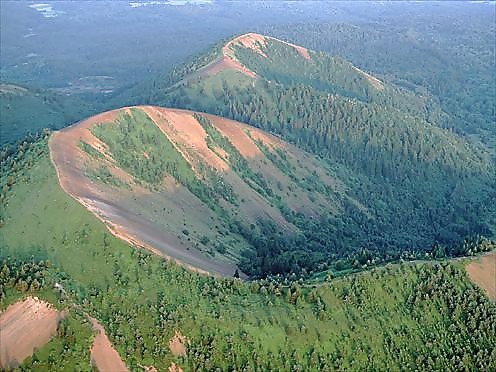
[1,137,495,370]
[260,19,496,137]
[0,83,96,146]
[116,35,495,278]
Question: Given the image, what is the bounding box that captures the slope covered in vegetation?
[1,137,495,370]
[115,33,495,275]
[262,18,496,137]
[0,83,96,146]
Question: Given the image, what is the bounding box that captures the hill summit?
[49,106,370,277]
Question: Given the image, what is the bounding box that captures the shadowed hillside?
[113,33,496,271]
[1,135,495,370]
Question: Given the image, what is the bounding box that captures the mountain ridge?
[110,32,495,265]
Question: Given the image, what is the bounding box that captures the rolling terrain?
[0,82,95,146]
[1,135,495,370]
[1,2,496,370]
[116,33,496,269]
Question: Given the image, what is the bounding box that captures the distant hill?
[113,33,496,266]
[0,83,95,146]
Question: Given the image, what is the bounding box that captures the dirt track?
[0,297,63,368]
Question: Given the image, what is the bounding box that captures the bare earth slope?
[467,251,496,301]
[49,106,354,277]
[0,297,63,369]
[89,315,128,372]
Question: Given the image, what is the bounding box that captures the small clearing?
[466,251,496,301]
[0,297,63,369]
[89,315,128,372]
[169,362,184,372]
[169,330,188,357]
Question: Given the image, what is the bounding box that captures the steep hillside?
[49,106,371,277]
[115,33,496,262]
[1,137,495,370]
[0,83,95,146]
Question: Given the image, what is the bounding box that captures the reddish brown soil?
[169,330,188,357]
[207,114,264,159]
[143,106,229,172]
[466,251,496,301]
[49,107,243,278]
[49,105,347,278]
[227,33,268,57]
[205,54,257,78]
[142,365,158,372]
[169,363,184,372]
[0,297,63,369]
[203,33,311,79]
[88,316,128,372]
[274,37,311,60]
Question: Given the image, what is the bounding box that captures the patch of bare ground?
[143,106,229,172]
[169,330,188,357]
[0,297,64,369]
[466,251,496,301]
[199,33,311,79]
[206,53,257,78]
[50,105,355,278]
[169,362,184,372]
[208,114,266,159]
[228,33,268,57]
[139,365,158,372]
[352,66,384,90]
[269,36,311,61]
[88,315,128,372]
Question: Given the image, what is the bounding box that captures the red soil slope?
[0,297,64,369]
[89,315,128,372]
[466,251,496,301]
[49,106,347,278]
[203,32,311,78]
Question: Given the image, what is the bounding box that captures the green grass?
[86,164,129,189]
[195,113,273,198]
[91,108,196,186]
[79,140,103,160]
[21,309,94,371]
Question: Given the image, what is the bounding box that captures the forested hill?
[113,33,496,269]
[0,83,95,146]
[260,20,496,138]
